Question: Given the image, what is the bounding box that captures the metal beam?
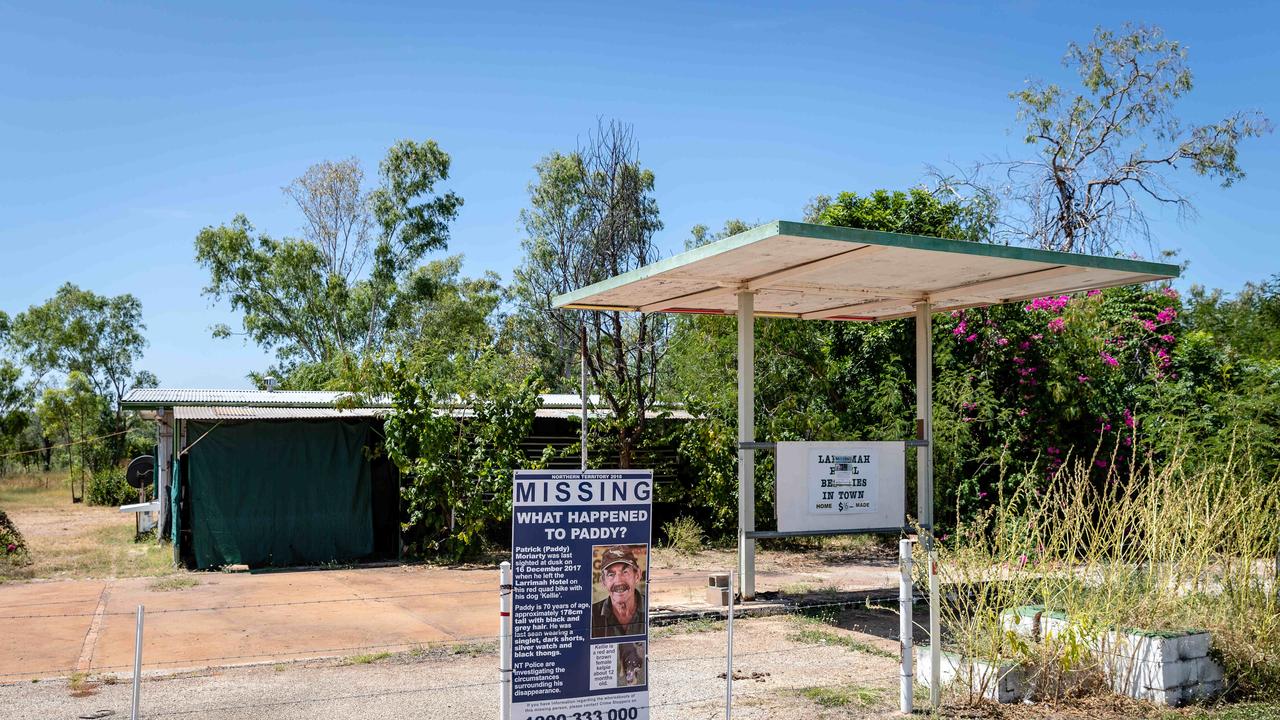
[743,244,887,290]
[800,296,923,320]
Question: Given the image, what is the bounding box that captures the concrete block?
[705,586,729,606]
[915,646,1026,704]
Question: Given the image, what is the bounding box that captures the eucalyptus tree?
[4,284,151,462]
[937,24,1271,255]
[195,139,463,386]
[513,120,666,468]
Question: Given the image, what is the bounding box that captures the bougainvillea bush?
[935,284,1195,526]
[0,509,31,567]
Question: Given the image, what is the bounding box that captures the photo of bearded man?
[590,544,647,638]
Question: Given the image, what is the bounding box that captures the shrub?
[0,509,31,566]
[87,468,137,507]
[662,516,705,554]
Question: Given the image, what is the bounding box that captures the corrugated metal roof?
[125,388,689,419]
[123,389,391,408]
[173,406,388,420]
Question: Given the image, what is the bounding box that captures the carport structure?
[553,219,1179,708]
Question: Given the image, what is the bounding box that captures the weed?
[448,641,497,657]
[661,516,705,554]
[346,652,392,665]
[148,576,198,592]
[795,684,883,708]
[938,444,1280,702]
[651,617,725,638]
[67,671,97,697]
[786,615,896,659]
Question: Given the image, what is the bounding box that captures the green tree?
[0,360,30,474]
[36,372,110,502]
[941,24,1271,254]
[5,284,150,462]
[384,352,543,560]
[513,120,666,468]
[195,140,463,384]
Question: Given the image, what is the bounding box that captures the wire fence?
[0,574,915,718]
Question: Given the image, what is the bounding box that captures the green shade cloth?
[187,420,373,569]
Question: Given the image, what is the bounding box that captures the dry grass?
[0,471,181,583]
[935,440,1280,702]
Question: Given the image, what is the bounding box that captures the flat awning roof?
[553,220,1180,320]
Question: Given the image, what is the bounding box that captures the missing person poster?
[511,470,652,720]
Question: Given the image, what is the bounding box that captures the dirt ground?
[0,474,174,583]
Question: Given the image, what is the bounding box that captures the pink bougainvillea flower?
[1156,307,1178,324]
[1162,287,1179,299]
[1047,317,1066,333]
[1100,351,1119,367]
[952,320,967,337]
[1046,446,1059,455]
[1122,408,1135,428]
[1160,334,1175,343]
[1077,374,1090,383]
[1142,319,1157,331]
[996,337,1009,346]
[1095,459,1108,468]
[1087,289,1102,297]
[965,333,977,342]
[978,492,988,499]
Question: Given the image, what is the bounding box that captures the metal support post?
[725,569,735,720]
[500,561,513,720]
[899,538,914,714]
[737,291,756,601]
[914,301,940,710]
[130,604,144,720]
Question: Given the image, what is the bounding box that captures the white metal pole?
[500,561,513,720]
[928,548,940,708]
[725,569,735,720]
[914,301,941,709]
[899,538,914,714]
[737,291,756,601]
[130,604,144,720]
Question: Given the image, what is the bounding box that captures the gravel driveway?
[0,614,911,720]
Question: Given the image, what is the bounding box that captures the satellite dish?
[125,455,155,489]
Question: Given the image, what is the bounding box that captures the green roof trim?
[552,220,1180,310]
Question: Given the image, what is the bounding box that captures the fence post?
[725,569,734,720]
[899,539,913,714]
[500,561,513,720]
[928,548,941,710]
[131,604,144,720]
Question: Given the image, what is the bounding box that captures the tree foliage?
[194,139,462,382]
[383,352,543,560]
[939,24,1271,254]
[513,120,666,467]
[4,283,149,409]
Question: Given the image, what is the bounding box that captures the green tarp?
[187,420,373,570]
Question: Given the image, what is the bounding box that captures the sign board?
[511,470,652,720]
[775,441,905,533]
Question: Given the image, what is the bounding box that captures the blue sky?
[1,1,1276,389]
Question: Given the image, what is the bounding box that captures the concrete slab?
[0,555,900,681]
